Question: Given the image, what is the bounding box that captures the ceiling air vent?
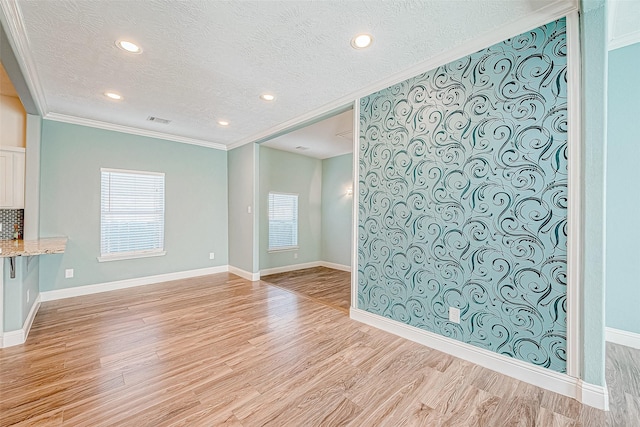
[295,146,310,151]
[336,130,353,141]
[146,116,171,125]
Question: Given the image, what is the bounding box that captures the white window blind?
[99,168,165,261]
[268,192,298,251]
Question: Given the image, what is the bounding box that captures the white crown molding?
[1,295,41,348]
[44,113,227,151]
[230,0,579,150]
[606,327,640,349]
[609,30,640,51]
[228,265,260,281]
[350,308,609,410]
[40,265,229,302]
[0,0,48,115]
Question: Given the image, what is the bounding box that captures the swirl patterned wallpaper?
[358,19,568,372]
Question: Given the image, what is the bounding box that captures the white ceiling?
[262,109,353,159]
[608,0,640,50]
[1,1,580,149]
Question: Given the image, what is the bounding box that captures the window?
[99,168,165,261]
[268,192,298,251]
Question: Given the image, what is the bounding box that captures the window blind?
[100,169,165,259]
[268,192,298,251]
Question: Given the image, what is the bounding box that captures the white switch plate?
[209,252,215,260]
[0,223,2,231]
[449,307,460,323]
[65,269,74,278]
[247,206,252,214]
[293,253,298,259]
[27,289,30,303]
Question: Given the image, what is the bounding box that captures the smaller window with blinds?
[268,192,298,251]
[99,168,166,262]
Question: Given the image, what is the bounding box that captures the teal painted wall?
[3,256,39,332]
[606,42,640,335]
[38,120,228,291]
[580,0,607,386]
[228,143,259,273]
[358,19,569,372]
[259,146,322,270]
[321,153,352,267]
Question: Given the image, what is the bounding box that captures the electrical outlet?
[449,307,460,323]
[293,253,298,259]
[65,269,74,278]
[209,252,215,260]
[27,289,30,303]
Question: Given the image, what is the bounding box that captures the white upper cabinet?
[0,147,25,209]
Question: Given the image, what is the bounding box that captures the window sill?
[268,246,299,253]
[97,250,166,262]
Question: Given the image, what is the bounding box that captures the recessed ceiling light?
[104,91,123,100]
[116,40,142,54]
[260,93,275,101]
[218,120,229,126]
[351,33,373,49]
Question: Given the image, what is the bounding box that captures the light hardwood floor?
[261,267,351,313]
[0,272,630,426]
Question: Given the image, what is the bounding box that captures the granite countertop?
[0,237,68,257]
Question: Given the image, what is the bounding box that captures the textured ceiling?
[262,109,353,159]
[609,0,640,49]
[6,0,575,148]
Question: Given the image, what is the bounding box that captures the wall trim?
[566,10,583,379]
[606,327,640,350]
[0,0,48,115]
[320,261,351,272]
[350,308,609,410]
[609,30,640,51]
[260,261,322,277]
[44,114,227,151]
[40,265,229,302]
[230,1,579,151]
[1,295,41,348]
[228,265,260,281]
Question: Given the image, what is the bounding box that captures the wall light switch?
[247,206,252,214]
[0,223,2,232]
[293,253,298,259]
[65,269,74,278]
[209,252,215,260]
[449,307,460,324]
[27,289,30,303]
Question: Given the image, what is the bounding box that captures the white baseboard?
[350,308,609,410]
[40,265,229,302]
[260,261,352,276]
[319,261,351,272]
[228,265,260,281]
[1,295,41,348]
[606,327,640,350]
[260,261,322,276]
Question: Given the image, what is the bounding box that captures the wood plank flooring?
[0,271,631,426]
[261,267,351,313]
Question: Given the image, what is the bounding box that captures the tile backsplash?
[0,209,24,240]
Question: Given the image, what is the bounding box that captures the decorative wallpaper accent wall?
[358,19,568,372]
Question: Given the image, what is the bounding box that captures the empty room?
[0,0,638,425]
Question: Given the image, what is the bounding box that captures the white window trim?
[268,191,299,252]
[97,250,167,263]
[99,167,166,262]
